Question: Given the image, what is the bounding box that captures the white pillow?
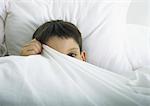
[0,0,7,56]
[3,0,134,76]
[124,24,150,70]
[0,0,5,44]
[0,17,7,56]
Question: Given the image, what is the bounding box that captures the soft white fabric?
[0,17,7,56]
[124,24,150,71]
[128,66,150,95]
[1,0,136,76]
[0,45,149,106]
[0,0,6,20]
[0,0,7,56]
[0,17,4,44]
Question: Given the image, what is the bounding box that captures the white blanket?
[0,45,149,106]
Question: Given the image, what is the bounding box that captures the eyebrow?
[68,48,79,51]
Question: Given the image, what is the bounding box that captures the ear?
[81,51,86,62]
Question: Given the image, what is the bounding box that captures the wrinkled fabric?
[0,45,149,106]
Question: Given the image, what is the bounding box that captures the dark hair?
[33,20,82,52]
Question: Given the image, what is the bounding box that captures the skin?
[20,37,86,61]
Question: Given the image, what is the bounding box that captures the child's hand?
[20,39,42,56]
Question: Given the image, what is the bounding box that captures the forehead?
[46,37,79,53]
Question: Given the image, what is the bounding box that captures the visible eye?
[67,53,77,57]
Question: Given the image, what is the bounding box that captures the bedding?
[0,0,134,76]
[124,24,150,71]
[0,16,7,56]
[0,0,8,56]
[0,45,149,106]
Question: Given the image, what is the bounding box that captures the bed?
[0,45,150,105]
[0,0,150,105]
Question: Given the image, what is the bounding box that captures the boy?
[20,20,86,61]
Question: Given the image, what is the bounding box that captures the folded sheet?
[0,45,149,106]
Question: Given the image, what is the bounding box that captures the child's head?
[33,20,86,61]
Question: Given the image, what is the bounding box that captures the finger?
[24,39,40,46]
[23,43,40,52]
[32,41,42,53]
[21,50,36,56]
[20,45,39,55]
[24,40,42,52]
[26,45,40,54]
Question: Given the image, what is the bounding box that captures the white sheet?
[0,45,149,106]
